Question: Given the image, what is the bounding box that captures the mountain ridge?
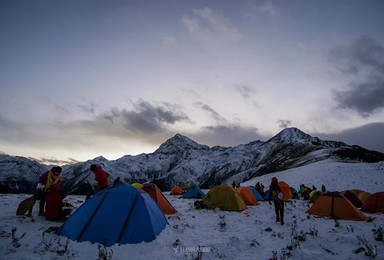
[1,127,383,194]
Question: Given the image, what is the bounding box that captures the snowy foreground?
[0,160,383,260]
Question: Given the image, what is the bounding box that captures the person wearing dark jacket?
[255,182,261,192]
[321,184,326,193]
[268,177,284,225]
[90,164,110,191]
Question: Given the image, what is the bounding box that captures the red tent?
[361,192,384,214]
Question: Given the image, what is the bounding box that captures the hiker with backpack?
[268,177,284,225]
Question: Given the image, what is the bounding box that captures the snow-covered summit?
[266,127,347,149]
[154,133,209,154]
[268,127,319,143]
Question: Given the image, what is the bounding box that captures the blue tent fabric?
[290,187,299,199]
[182,184,205,198]
[264,190,270,200]
[248,186,264,201]
[56,184,167,246]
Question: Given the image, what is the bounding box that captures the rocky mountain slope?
[1,128,383,194]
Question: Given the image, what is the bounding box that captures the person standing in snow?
[255,182,261,192]
[268,177,284,225]
[90,164,110,191]
[45,183,69,221]
[113,177,125,186]
[36,166,62,216]
[321,184,326,193]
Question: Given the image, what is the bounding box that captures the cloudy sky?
[1,0,384,164]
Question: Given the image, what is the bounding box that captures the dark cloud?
[190,124,263,147]
[277,119,292,129]
[103,100,190,133]
[77,103,96,115]
[331,35,384,116]
[54,105,70,114]
[314,122,384,153]
[194,102,226,123]
[236,85,256,99]
[335,78,384,117]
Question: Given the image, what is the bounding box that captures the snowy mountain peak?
[154,133,209,154]
[269,127,319,143]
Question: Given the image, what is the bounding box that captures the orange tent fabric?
[361,192,384,214]
[278,181,292,201]
[236,187,259,205]
[169,186,183,195]
[142,183,177,215]
[306,192,367,221]
[358,191,372,203]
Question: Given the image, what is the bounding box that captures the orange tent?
[142,183,177,215]
[236,187,259,205]
[169,186,183,195]
[278,181,292,201]
[306,192,367,221]
[358,191,372,203]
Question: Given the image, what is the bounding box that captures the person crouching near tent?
[45,183,70,221]
[183,181,190,192]
[36,166,62,216]
[90,164,110,191]
[268,177,284,225]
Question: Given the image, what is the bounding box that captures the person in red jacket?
[36,166,62,216]
[90,164,110,191]
[45,183,68,221]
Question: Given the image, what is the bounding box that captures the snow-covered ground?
[0,160,383,260]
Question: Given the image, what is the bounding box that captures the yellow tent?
[202,184,246,211]
[358,191,372,203]
[350,189,364,197]
[131,183,143,189]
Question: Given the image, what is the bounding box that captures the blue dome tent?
[56,184,167,246]
[264,190,270,200]
[182,184,205,198]
[248,186,264,201]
